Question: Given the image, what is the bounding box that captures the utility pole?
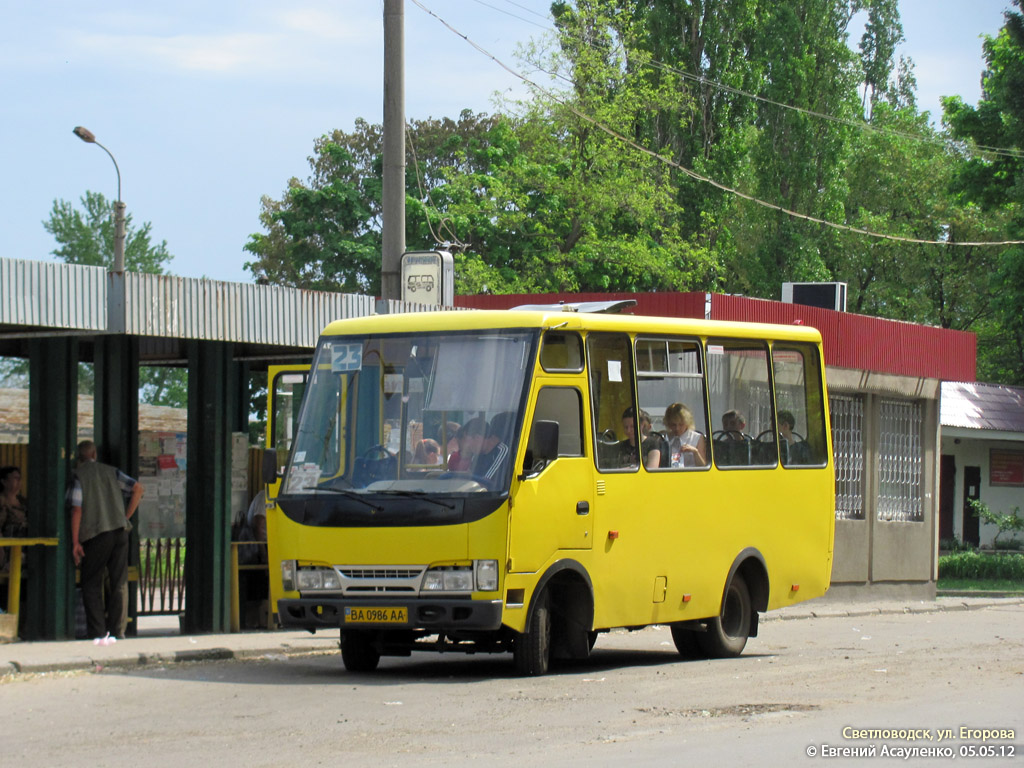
[381,0,405,301]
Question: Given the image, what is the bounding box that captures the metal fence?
[137,538,185,615]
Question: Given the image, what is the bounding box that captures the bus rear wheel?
[697,573,752,658]
[514,590,551,676]
[341,630,381,672]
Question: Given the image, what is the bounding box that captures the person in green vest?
[68,440,145,640]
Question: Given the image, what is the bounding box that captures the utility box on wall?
[782,281,848,312]
[401,251,454,306]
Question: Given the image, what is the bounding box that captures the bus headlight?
[422,566,473,592]
[281,560,296,592]
[475,560,498,592]
[295,566,341,591]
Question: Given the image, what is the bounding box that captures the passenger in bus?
[448,417,485,472]
[722,409,747,437]
[616,407,668,469]
[613,408,640,468]
[412,438,443,466]
[716,409,751,465]
[443,421,461,461]
[664,403,707,467]
[638,409,670,468]
[778,410,812,465]
[474,413,514,483]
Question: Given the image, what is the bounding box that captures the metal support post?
[25,337,79,639]
[183,340,235,633]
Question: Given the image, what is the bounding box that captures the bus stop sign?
[401,250,453,306]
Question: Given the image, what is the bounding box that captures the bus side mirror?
[533,420,559,462]
[261,449,278,484]
[525,419,560,474]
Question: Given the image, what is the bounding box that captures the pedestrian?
[68,440,144,640]
[0,465,29,573]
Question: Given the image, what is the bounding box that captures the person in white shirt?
[664,403,707,467]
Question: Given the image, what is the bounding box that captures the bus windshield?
[282,329,535,498]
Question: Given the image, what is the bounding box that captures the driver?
[474,413,514,483]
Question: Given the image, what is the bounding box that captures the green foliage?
[938,551,1024,580]
[969,498,1024,548]
[44,191,173,274]
[939,536,972,553]
[37,190,185,408]
[139,367,188,409]
[937,577,1024,592]
[943,1,1024,384]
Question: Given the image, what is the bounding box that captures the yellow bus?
[266,302,835,675]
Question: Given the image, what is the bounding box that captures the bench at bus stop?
[0,537,59,641]
[3,537,268,639]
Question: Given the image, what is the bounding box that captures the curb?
[762,597,1024,623]
[3,641,340,677]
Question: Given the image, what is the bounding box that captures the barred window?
[831,394,864,520]
[877,398,924,522]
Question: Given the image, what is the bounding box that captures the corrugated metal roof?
[116,272,376,346]
[0,258,107,330]
[0,257,412,349]
[941,382,1024,433]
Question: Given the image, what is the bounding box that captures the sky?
[0,1,1015,286]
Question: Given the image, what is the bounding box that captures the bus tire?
[697,573,751,658]
[514,590,551,676]
[341,630,381,672]
[670,626,705,659]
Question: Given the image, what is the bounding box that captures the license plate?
[344,606,408,624]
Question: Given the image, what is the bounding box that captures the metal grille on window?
[877,399,924,522]
[831,394,864,520]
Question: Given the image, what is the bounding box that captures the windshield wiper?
[302,486,383,512]
[375,490,456,510]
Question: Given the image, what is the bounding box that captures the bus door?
[508,381,593,574]
[585,332,654,626]
[265,364,310,624]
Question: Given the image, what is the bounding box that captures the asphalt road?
[3,604,1022,767]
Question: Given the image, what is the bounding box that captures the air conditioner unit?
[781,282,847,312]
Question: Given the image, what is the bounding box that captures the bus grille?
[336,565,425,595]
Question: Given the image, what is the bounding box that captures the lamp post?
[73,126,126,273]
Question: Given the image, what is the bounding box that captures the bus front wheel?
[514,590,551,676]
[697,573,752,658]
[341,630,381,672]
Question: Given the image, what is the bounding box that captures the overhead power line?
[410,0,1024,247]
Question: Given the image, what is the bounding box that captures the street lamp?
[73,126,126,273]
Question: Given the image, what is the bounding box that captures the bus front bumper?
[278,597,504,632]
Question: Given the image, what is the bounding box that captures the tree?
[5,191,188,407]
[44,190,173,274]
[244,138,381,293]
[943,0,1024,384]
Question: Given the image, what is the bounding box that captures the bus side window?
[525,387,583,475]
[635,337,709,470]
[772,344,828,467]
[540,331,584,373]
[586,333,636,472]
[707,342,774,469]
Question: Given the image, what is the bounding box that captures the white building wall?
[941,434,1024,548]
